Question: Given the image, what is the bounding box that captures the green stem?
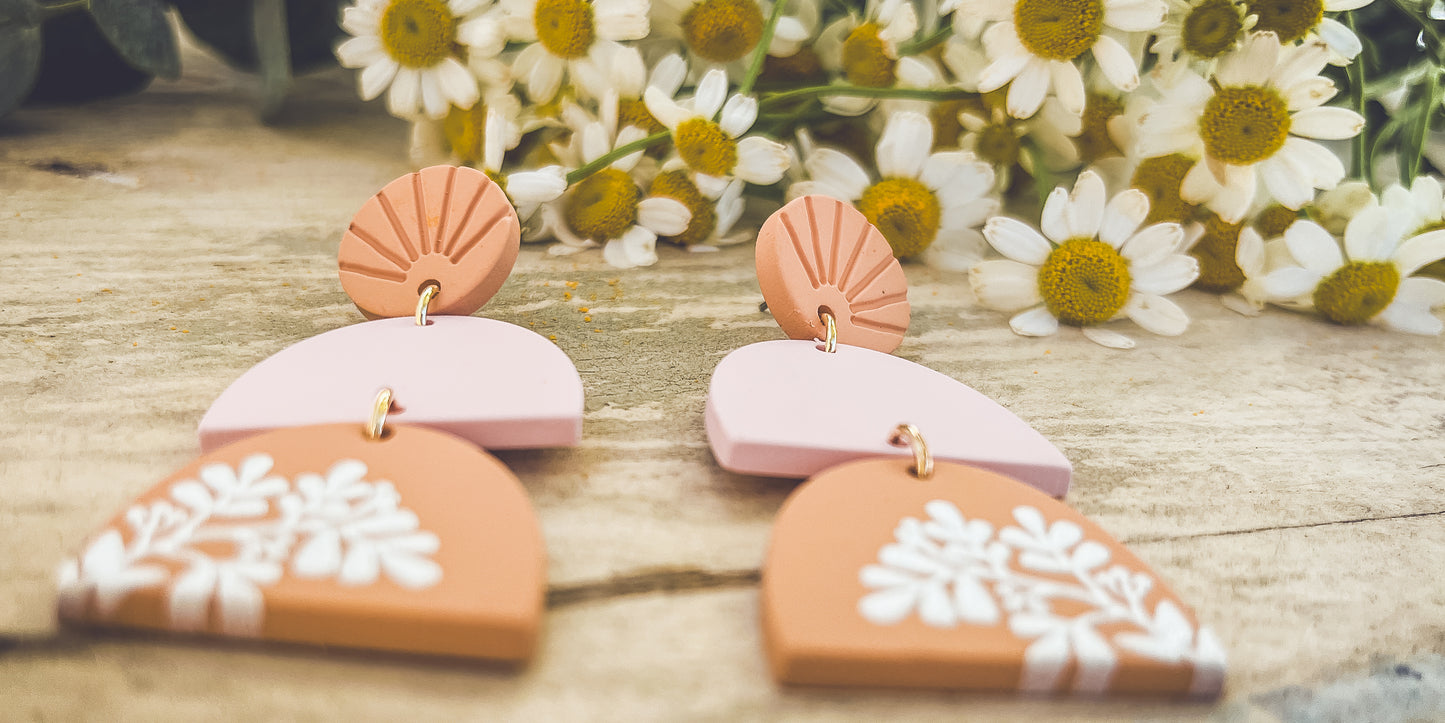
[759,84,972,110]
[564,131,672,185]
[41,0,88,18]
[1405,68,1442,182]
[897,26,952,56]
[1345,11,1372,185]
[1388,0,1445,62]
[739,0,788,97]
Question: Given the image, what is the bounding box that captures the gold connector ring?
[888,423,933,479]
[819,309,837,353]
[366,388,394,441]
[415,282,440,327]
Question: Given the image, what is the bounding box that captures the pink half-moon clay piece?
[704,340,1072,497]
[339,165,520,319]
[198,316,583,453]
[756,195,911,354]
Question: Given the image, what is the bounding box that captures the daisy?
[649,166,750,248]
[502,0,650,104]
[644,67,791,196]
[958,94,1080,190]
[969,170,1200,348]
[1220,215,1299,314]
[652,0,818,67]
[1137,32,1362,224]
[1150,0,1256,75]
[572,46,688,139]
[968,0,1166,118]
[789,111,999,269]
[813,0,918,115]
[1263,201,1445,334]
[336,0,505,119]
[541,98,692,267]
[1245,0,1372,64]
[1383,176,1445,278]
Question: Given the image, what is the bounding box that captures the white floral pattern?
[57,454,441,636]
[858,501,1225,695]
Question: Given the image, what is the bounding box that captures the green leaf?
[88,0,180,79]
[26,9,154,103]
[253,0,291,120]
[0,0,42,116]
[173,0,344,75]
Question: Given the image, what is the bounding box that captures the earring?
[708,196,1226,697]
[56,166,575,663]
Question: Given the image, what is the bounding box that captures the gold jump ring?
[819,309,837,354]
[415,282,440,327]
[888,423,933,479]
[366,388,394,441]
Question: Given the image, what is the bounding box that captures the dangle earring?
[56,166,576,663]
[707,196,1226,697]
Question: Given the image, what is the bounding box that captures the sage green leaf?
[27,10,153,103]
[174,0,344,75]
[0,0,42,116]
[253,0,291,120]
[89,0,181,79]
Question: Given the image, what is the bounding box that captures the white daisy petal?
[693,69,728,119]
[735,137,791,185]
[387,67,422,117]
[1099,189,1150,247]
[1010,306,1061,336]
[1281,137,1346,188]
[1394,230,1445,276]
[1092,34,1140,92]
[1397,276,1445,307]
[638,196,692,237]
[650,53,688,97]
[1081,326,1136,348]
[1259,154,1314,211]
[720,95,758,137]
[1051,61,1086,116]
[1285,220,1345,273]
[877,112,934,178]
[1105,0,1166,30]
[1289,107,1365,140]
[1065,171,1107,239]
[1040,187,1070,243]
[1377,299,1443,335]
[1325,0,1372,9]
[1130,254,1198,295]
[1237,227,1266,276]
[1284,77,1338,111]
[924,229,988,271]
[1411,176,1443,221]
[805,149,871,200]
[1006,58,1051,118]
[1344,205,1399,262]
[527,54,565,104]
[603,227,659,268]
[985,217,1054,264]
[1264,266,1323,299]
[1123,292,1189,335]
[336,35,385,68]
[1121,222,1185,267]
[971,259,1044,311]
[644,86,692,129]
[942,197,1000,230]
[1316,17,1362,60]
[358,57,399,100]
[593,0,649,40]
[436,57,479,110]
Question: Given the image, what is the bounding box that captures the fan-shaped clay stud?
[339,165,520,319]
[57,423,545,662]
[198,316,583,453]
[705,340,1072,496]
[756,195,910,354]
[762,459,1226,696]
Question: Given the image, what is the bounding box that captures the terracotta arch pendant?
[57,424,545,662]
[761,459,1227,697]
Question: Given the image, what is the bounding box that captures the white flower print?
[858,501,1226,695]
[57,454,442,635]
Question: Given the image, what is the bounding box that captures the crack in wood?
[546,567,760,608]
[1125,509,1445,545]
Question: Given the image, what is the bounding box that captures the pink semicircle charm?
[704,340,1072,497]
[199,316,583,453]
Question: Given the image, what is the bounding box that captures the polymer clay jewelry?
[709,196,1226,696]
[56,166,573,663]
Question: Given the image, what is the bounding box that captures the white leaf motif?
[169,562,219,631]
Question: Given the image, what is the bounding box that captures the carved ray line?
[413,171,430,256]
[806,196,826,287]
[779,214,820,290]
[345,226,412,272]
[435,166,457,259]
[837,219,870,290]
[376,188,420,263]
[846,254,896,303]
[450,203,507,263]
[850,314,908,334]
[828,200,843,288]
[443,179,487,257]
[339,260,408,283]
[849,289,908,314]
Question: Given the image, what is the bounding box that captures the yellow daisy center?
[380,0,457,68]
[1181,0,1245,58]
[682,0,764,63]
[1014,0,1105,62]
[975,122,1021,168]
[1245,0,1322,43]
[619,98,666,136]
[1312,261,1400,324]
[1037,237,1132,325]
[1199,86,1291,165]
[442,103,487,165]
[858,177,942,258]
[565,167,640,239]
[930,99,969,150]
[1190,212,1246,291]
[650,170,717,246]
[1076,93,1124,163]
[842,22,897,87]
[535,0,596,59]
[1254,203,1299,238]
[1131,153,1199,224]
[675,117,738,177]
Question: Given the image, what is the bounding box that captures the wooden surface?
[2,48,1444,722]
